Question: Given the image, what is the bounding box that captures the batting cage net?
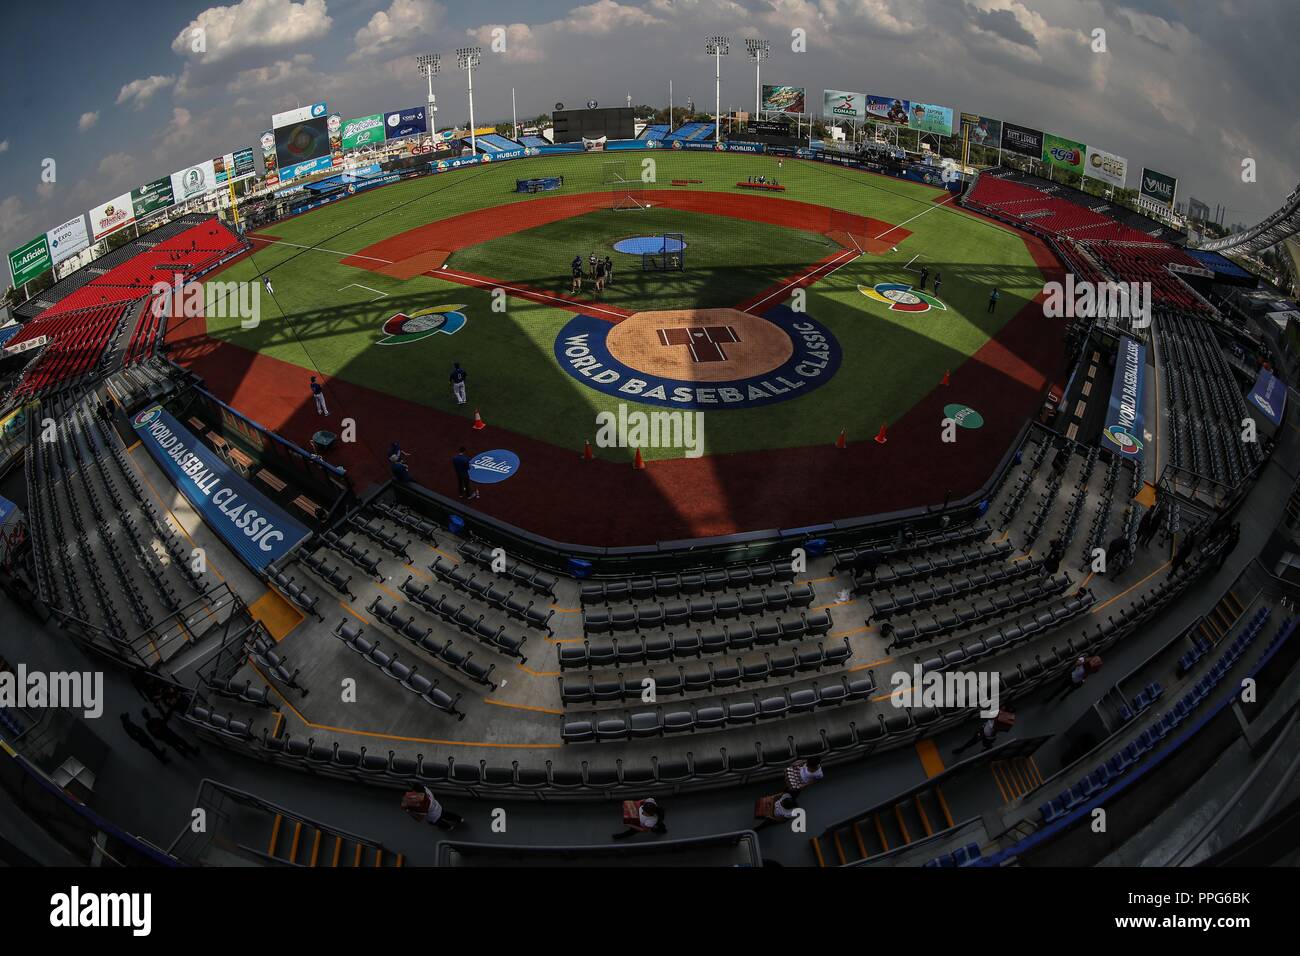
[611,189,653,211]
[642,233,685,271]
[602,160,630,184]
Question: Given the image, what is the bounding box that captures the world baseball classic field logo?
[376,304,467,345]
[859,282,947,314]
[554,305,841,409]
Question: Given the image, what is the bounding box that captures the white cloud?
[559,0,664,35]
[78,112,99,131]
[116,75,176,109]
[0,140,9,154]
[226,53,315,93]
[156,108,199,151]
[467,23,544,64]
[172,0,332,63]
[353,0,443,59]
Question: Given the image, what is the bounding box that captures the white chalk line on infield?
[337,283,389,299]
[256,238,394,264]
[435,267,628,321]
[746,248,861,312]
[872,191,959,241]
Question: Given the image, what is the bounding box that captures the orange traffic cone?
[940,369,950,386]
[632,448,646,469]
[835,428,847,449]
[472,409,486,430]
[874,422,888,444]
[583,440,593,461]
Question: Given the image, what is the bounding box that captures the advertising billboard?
[822,89,865,122]
[341,113,385,149]
[1140,167,1178,207]
[272,101,333,181]
[864,95,911,125]
[89,192,136,240]
[1084,145,1128,188]
[1042,132,1087,175]
[214,147,257,186]
[761,85,806,114]
[384,106,428,140]
[960,113,1002,148]
[1000,121,1044,158]
[46,215,90,266]
[170,159,218,202]
[7,235,52,287]
[272,102,327,129]
[908,103,953,135]
[131,175,176,217]
[259,129,279,187]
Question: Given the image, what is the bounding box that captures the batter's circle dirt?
[606,309,792,382]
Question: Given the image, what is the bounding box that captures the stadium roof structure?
[1197,181,1300,255]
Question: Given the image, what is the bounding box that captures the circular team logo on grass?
[468,449,520,483]
[133,406,162,428]
[1103,425,1142,455]
[944,403,984,429]
[859,282,947,314]
[612,236,688,256]
[554,305,841,410]
[376,304,467,345]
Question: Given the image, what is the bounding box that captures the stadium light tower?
[744,37,770,120]
[457,46,482,153]
[706,35,730,146]
[416,53,441,134]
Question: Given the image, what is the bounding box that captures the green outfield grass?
[200,152,1050,461]
[447,208,837,312]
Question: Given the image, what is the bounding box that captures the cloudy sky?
[1,0,1297,267]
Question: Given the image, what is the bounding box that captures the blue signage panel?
[1248,367,1286,426]
[384,107,428,140]
[1100,335,1147,459]
[131,405,311,571]
[468,449,520,484]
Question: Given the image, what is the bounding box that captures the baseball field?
[169,149,1067,544]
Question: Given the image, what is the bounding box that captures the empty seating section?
[663,122,716,143]
[475,133,524,153]
[638,124,669,141]
[5,302,132,400]
[1039,608,1279,824]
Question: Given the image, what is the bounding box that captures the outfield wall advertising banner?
[761,85,806,114]
[823,89,865,121]
[384,107,428,140]
[909,102,953,135]
[259,129,279,187]
[342,113,385,149]
[1084,145,1128,187]
[1101,335,1147,459]
[89,192,136,240]
[7,235,52,286]
[46,215,90,265]
[328,113,344,166]
[1042,132,1087,175]
[960,113,1002,148]
[864,95,911,125]
[1140,167,1178,207]
[214,147,257,186]
[131,176,176,218]
[1001,121,1044,158]
[131,405,310,572]
[171,159,218,202]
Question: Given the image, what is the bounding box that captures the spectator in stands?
[309,376,328,416]
[1211,522,1241,572]
[785,756,824,792]
[452,446,479,500]
[1107,533,1131,578]
[389,442,412,483]
[142,708,199,759]
[450,362,468,405]
[1136,501,1163,549]
[952,708,1014,755]
[1169,528,1199,576]
[1051,444,1071,476]
[98,399,113,423]
[987,288,1000,314]
[1044,538,1065,575]
[119,712,170,765]
[402,787,463,831]
[918,266,929,290]
[932,271,942,295]
[1049,656,1091,701]
[753,792,799,830]
[613,796,666,839]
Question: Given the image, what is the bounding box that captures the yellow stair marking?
[309,830,322,867]
[331,837,343,868]
[810,836,827,867]
[267,814,283,858]
[936,786,955,829]
[894,804,912,845]
[916,795,934,837]
[873,813,890,852]
[353,844,363,867]
[832,830,847,865]
[915,738,946,778]
[851,822,868,860]
[288,821,302,864]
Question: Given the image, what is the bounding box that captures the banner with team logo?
[1101,335,1146,459]
[46,214,90,265]
[1042,133,1086,175]
[341,113,385,149]
[384,107,428,141]
[1084,145,1128,188]
[7,234,52,286]
[960,113,1002,148]
[1140,167,1178,208]
[822,90,866,122]
[1000,121,1043,158]
[170,159,218,202]
[864,95,911,126]
[89,192,136,240]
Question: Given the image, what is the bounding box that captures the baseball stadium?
[2,0,1300,906]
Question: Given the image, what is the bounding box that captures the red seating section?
[6,303,130,401]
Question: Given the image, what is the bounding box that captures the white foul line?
[872,191,959,241]
[435,267,628,321]
[747,248,860,312]
[256,237,393,264]
[337,283,389,299]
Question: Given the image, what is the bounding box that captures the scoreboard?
[552,107,635,143]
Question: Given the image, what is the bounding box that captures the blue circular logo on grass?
[613,235,688,256]
[468,449,520,483]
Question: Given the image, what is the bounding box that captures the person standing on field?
[450,362,468,405]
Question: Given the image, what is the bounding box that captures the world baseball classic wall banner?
[1101,335,1147,459]
[553,304,841,409]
